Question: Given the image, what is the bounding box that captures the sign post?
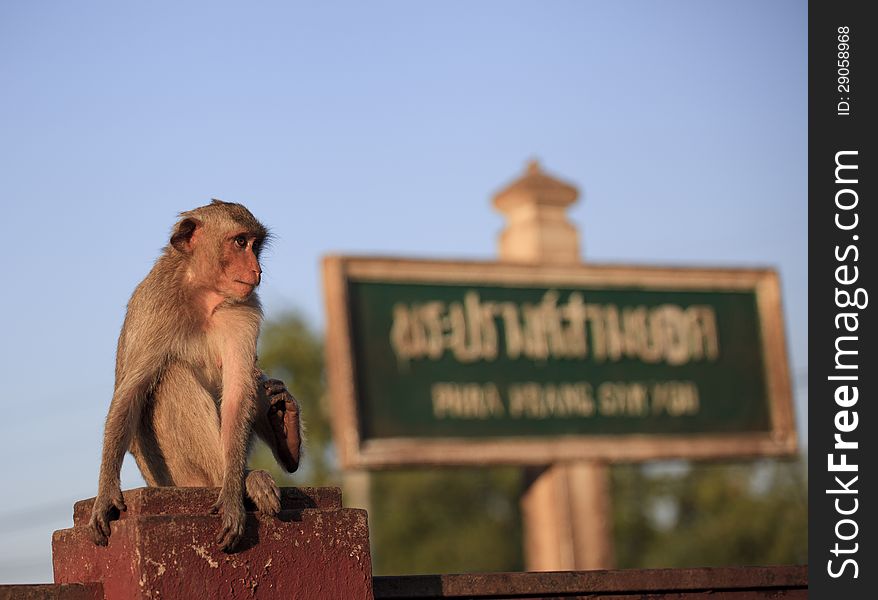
[493,160,614,570]
[322,161,797,571]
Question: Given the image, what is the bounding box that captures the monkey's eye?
[234,235,248,249]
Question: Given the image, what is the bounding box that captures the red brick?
[54,487,373,600]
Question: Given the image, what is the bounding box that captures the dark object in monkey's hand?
[264,378,302,473]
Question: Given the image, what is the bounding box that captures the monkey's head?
[169,200,270,302]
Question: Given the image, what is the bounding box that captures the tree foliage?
[613,459,808,568]
[370,468,524,575]
[253,310,808,574]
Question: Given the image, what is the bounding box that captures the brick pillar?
[52,487,373,600]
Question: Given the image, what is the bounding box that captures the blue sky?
[0,0,806,582]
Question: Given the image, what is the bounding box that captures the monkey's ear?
[170,217,202,253]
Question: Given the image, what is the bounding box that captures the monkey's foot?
[245,469,281,516]
[264,379,302,473]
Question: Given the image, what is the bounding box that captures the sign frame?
[323,255,798,469]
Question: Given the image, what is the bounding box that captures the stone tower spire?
[492,160,581,264]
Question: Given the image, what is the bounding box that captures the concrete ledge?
[53,487,373,600]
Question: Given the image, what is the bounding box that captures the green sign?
[324,257,796,467]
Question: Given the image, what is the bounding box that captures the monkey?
[88,200,302,551]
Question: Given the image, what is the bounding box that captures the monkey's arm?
[88,370,154,546]
[253,368,302,473]
[211,346,259,551]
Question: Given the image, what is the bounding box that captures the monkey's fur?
[88,200,301,551]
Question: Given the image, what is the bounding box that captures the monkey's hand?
[210,491,246,552]
[87,486,126,546]
[263,378,302,473]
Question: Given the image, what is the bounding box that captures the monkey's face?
[216,231,264,301]
[171,203,269,307]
